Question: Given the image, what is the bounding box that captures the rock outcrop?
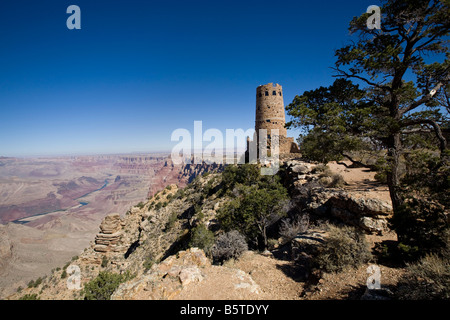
[282,160,392,234]
[111,248,211,300]
[111,248,263,300]
[147,157,224,198]
[93,214,126,254]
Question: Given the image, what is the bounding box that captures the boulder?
[296,186,392,234]
[178,267,203,286]
[233,269,260,294]
[359,216,388,234]
[292,164,311,174]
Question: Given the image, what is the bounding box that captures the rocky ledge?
[111,248,261,300]
[282,160,393,234]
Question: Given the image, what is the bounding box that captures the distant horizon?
[0,147,253,159]
[0,150,172,159]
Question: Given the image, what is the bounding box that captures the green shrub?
[314,224,372,273]
[27,277,42,288]
[328,173,345,188]
[396,252,450,299]
[136,201,145,209]
[221,164,260,192]
[217,180,289,249]
[143,256,155,271]
[315,167,345,188]
[154,202,162,210]
[101,256,108,268]
[189,224,215,254]
[83,271,133,300]
[390,197,448,261]
[373,157,389,184]
[312,164,330,173]
[165,212,178,231]
[174,188,185,199]
[19,293,39,300]
[194,204,204,221]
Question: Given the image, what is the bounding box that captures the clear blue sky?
[0,0,379,157]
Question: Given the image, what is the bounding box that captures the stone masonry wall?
[255,83,287,137]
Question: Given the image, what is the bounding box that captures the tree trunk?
[386,132,403,213]
[262,226,268,250]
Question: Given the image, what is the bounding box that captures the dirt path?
[328,161,391,203]
[175,251,304,300]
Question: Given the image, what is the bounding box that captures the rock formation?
[147,157,224,198]
[93,214,126,254]
[282,160,392,234]
[111,248,210,300]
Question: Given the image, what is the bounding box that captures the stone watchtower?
[256,83,287,137]
[254,83,300,155]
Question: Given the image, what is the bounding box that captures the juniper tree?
[287,0,449,214]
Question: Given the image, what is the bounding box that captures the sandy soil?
[328,161,391,203]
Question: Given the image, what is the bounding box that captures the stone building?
[253,83,300,155]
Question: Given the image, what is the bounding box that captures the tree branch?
[339,152,377,170]
[400,119,448,152]
[401,128,433,134]
[331,67,391,92]
[400,75,450,116]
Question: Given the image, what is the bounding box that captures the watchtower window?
[279,92,282,96]
[265,91,269,96]
[259,93,262,97]
[272,91,276,96]
[266,120,270,123]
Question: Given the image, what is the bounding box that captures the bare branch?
[331,67,392,92]
[340,152,377,170]
[401,128,433,134]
